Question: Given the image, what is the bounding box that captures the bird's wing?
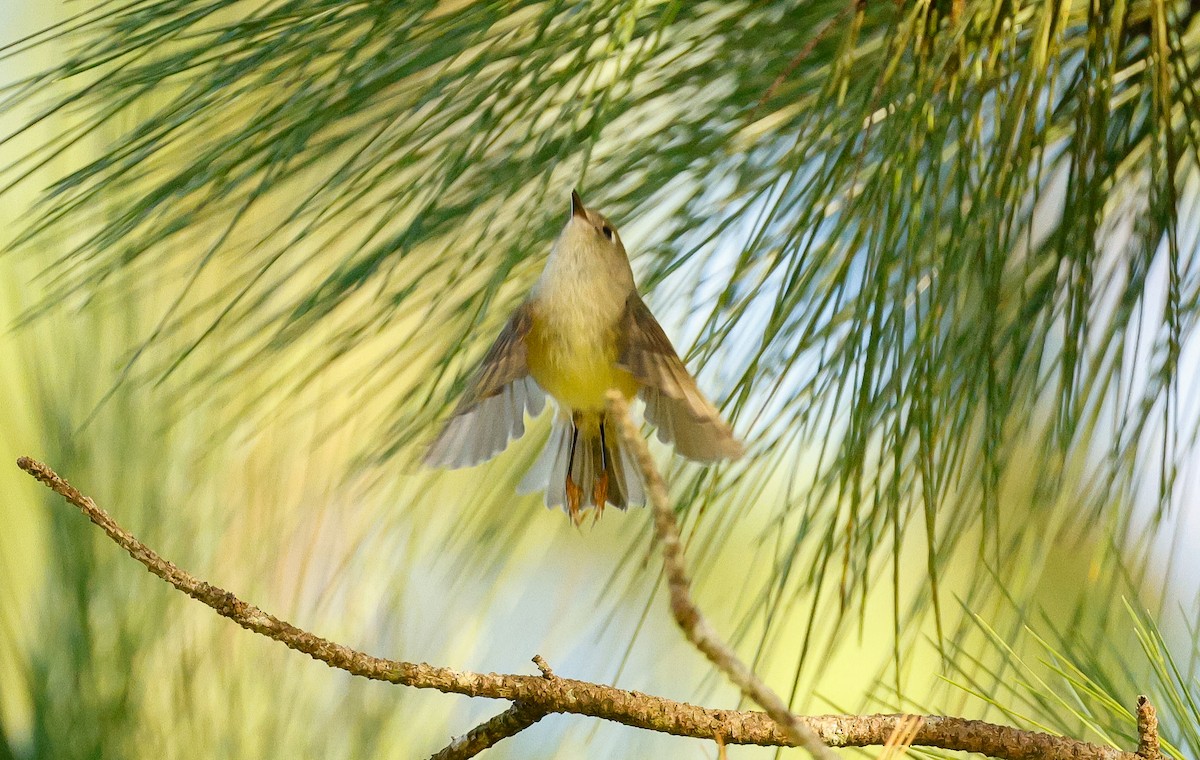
[424,303,546,468]
[617,294,744,462]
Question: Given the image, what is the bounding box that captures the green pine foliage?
[2,1,1199,757]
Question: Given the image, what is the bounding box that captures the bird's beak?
[570,189,587,221]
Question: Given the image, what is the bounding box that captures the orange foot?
[566,477,583,526]
[591,471,609,524]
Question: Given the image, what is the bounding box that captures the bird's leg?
[566,422,582,524]
[591,475,608,523]
[566,478,583,526]
[592,421,610,520]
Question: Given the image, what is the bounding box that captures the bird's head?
[558,189,628,263]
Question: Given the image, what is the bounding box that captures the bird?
[425,190,743,523]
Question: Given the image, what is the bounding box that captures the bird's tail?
[518,413,645,522]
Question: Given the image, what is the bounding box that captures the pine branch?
[16,455,1146,760]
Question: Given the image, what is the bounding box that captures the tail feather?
[610,434,645,507]
[570,433,599,506]
[521,414,645,517]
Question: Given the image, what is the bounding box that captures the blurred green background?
[3,1,1200,758]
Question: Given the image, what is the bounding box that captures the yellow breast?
[526,308,639,414]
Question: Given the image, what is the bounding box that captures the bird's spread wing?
[617,294,744,462]
[425,303,545,468]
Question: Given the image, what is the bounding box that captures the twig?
[427,702,547,760]
[16,455,1144,760]
[606,394,838,760]
[532,654,556,680]
[751,0,859,119]
[1136,696,1161,760]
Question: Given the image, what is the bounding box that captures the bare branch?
[881,715,923,759]
[606,393,837,760]
[16,455,1144,760]
[427,702,546,760]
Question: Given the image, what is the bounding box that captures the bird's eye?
[601,225,614,241]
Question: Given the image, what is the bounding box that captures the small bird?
[425,190,743,522]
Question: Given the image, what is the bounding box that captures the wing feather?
[425,304,545,468]
[617,294,744,462]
